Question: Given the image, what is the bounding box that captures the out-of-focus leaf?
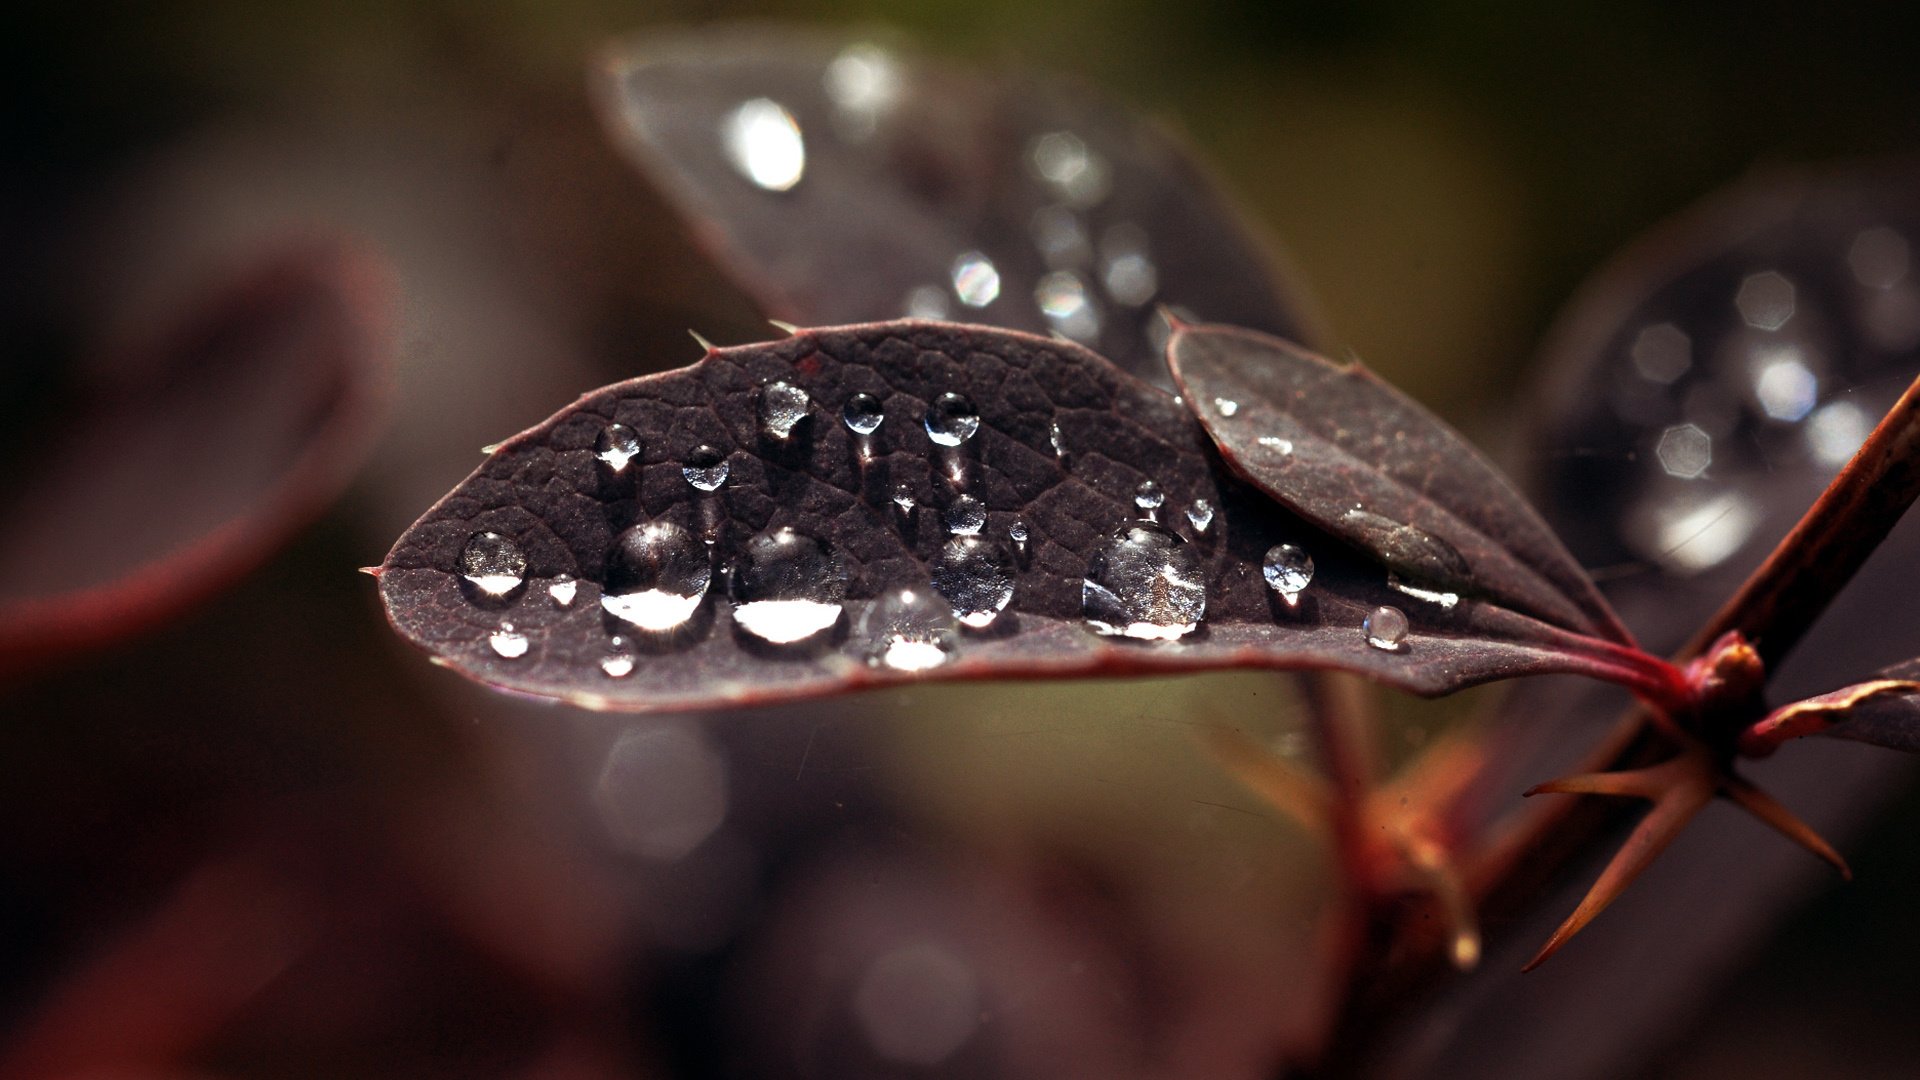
[1741,659,1920,753]
[591,26,1315,388]
[0,242,393,677]
[378,321,1672,713]
[1168,322,1632,644]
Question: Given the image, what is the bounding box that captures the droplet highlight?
[944,495,986,536]
[758,380,811,440]
[1081,521,1206,641]
[843,392,885,434]
[461,531,528,599]
[601,521,713,633]
[1134,480,1164,513]
[683,445,730,491]
[548,575,578,607]
[730,528,849,644]
[924,393,981,447]
[489,622,529,659]
[594,423,642,473]
[857,586,959,671]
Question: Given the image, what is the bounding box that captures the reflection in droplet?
[892,484,917,512]
[1735,270,1796,330]
[596,723,727,861]
[1212,397,1239,418]
[823,42,900,140]
[1751,347,1818,421]
[1082,521,1207,640]
[854,942,981,1066]
[1049,421,1066,460]
[1364,606,1409,651]
[1035,270,1100,342]
[595,423,642,473]
[904,284,951,320]
[731,528,848,644]
[1031,205,1092,268]
[758,381,811,440]
[1632,489,1760,574]
[1806,399,1874,469]
[924,392,981,447]
[933,536,1016,628]
[951,252,1001,308]
[844,392,885,435]
[1008,519,1029,555]
[943,495,986,536]
[1387,573,1460,610]
[461,531,528,599]
[602,521,713,632]
[1186,499,1214,534]
[489,622,529,658]
[683,445,730,491]
[1629,323,1691,384]
[1655,424,1712,478]
[601,647,636,679]
[548,575,577,607]
[1849,226,1910,289]
[857,586,959,671]
[1029,131,1110,207]
[1262,544,1313,605]
[720,98,805,192]
[1134,480,1164,513]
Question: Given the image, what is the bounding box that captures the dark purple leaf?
[1740,658,1920,754]
[378,322,1673,713]
[0,242,393,677]
[1167,322,1632,644]
[590,26,1314,389]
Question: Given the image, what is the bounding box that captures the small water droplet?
[1262,544,1313,604]
[683,445,730,491]
[601,522,712,632]
[731,528,849,644]
[601,652,636,678]
[933,536,1017,628]
[489,622,529,658]
[1186,499,1214,534]
[758,381,811,439]
[857,586,959,671]
[594,423,642,473]
[924,393,981,447]
[1364,606,1409,651]
[1134,480,1164,513]
[1008,519,1029,545]
[1049,421,1067,460]
[1081,521,1206,641]
[944,495,986,536]
[950,252,1001,308]
[892,484,917,512]
[461,531,528,599]
[844,392,885,435]
[548,575,577,607]
[1212,398,1239,418]
[721,97,805,191]
[1256,436,1294,454]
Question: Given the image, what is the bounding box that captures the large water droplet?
[857,586,959,671]
[932,536,1016,628]
[594,423,642,473]
[1134,480,1164,513]
[721,97,805,191]
[1081,521,1206,641]
[549,575,578,607]
[601,521,713,632]
[924,393,980,447]
[731,527,849,644]
[1186,499,1214,534]
[489,622,529,658]
[844,392,885,435]
[461,531,528,599]
[944,495,986,536]
[1364,606,1409,651]
[683,445,730,491]
[758,381,811,439]
[1262,544,1313,605]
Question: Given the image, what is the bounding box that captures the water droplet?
[489,622,529,658]
[1008,519,1029,545]
[1035,270,1101,342]
[904,284,951,320]
[1049,421,1067,459]
[758,380,811,439]
[843,392,885,434]
[1655,423,1712,478]
[1186,499,1214,534]
[892,484,917,512]
[601,649,636,678]
[932,536,1016,628]
[683,445,730,491]
[1364,606,1409,651]
[1134,480,1164,513]
[1630,323,1691,384]
[1261,544,1313,604]
[1081,521,1206,641]
[1257,436,1294,454]
[1028,131,1110,207]
[721,97,805,191]
[594,423,642,473]
[549,575,577,607]
[461,531,528,599]
[1735,270,1796,330]
[731,528,848,644]
[924,392,980,447]
[601,521,712,632]
[1386,573,1458,610]
[950,252,1001,308]
[857,586,959,671]
[1212,397,1239,418]
[943,495,986,536]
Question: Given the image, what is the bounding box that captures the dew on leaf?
[1082,521,1206,641]
[857,585,959,671]
[932,536,1016,628]
[1261,543,1313,605]
[461,531,528,600]
[602,650,636,678]
[601,521,713,633]
[489,622,529,659]
[1387,573,1460,610]
[1364,606,1409,651]
[683,445,731,490]
[758,380,812,439]
[730,527,849,644]
[943,495,986,536]
[1134,480,1164,513]
[1186,499,1214,534]
[594,423,642,473]
[549,575,578,607]
[843,392,885,434]
[924,392,981,446]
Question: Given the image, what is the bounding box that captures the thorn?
[480,441,503,455]
[1198,725,1331,832]
[1722,775,1852,879]
[688,329,717,353]
[768,319,800,335]
[357,566,382,578]
[1155,303,1190,333]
